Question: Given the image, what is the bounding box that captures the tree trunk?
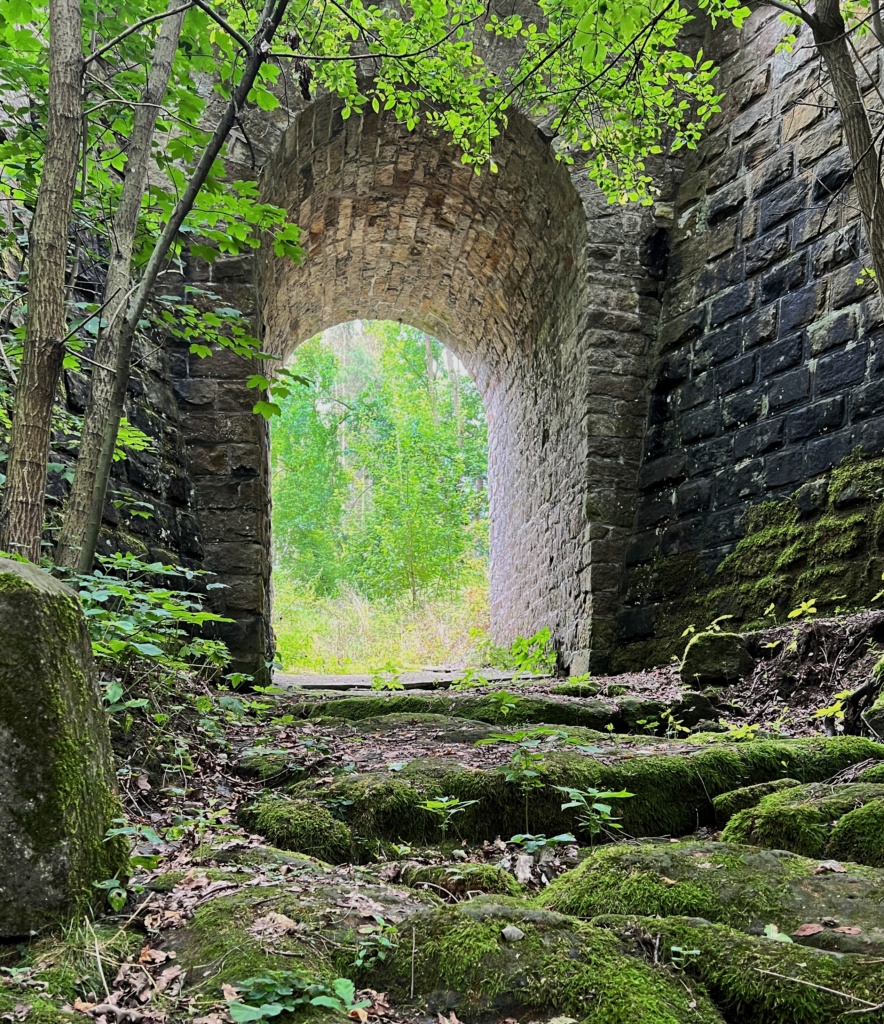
[59,0,289,571]
[54,0,186,570]
[811,0,884,296]
[0,0,82,561]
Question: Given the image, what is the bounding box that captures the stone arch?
[175,94,659,682]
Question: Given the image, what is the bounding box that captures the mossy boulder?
[0,558,127,937]
[721,781,884,862]
[858,761,884,782]
[680,631,754,687]
[551,681,600,697]
[713,778,803,825]
[289,737,884,848]
[538,840,884,954]
[598,914,884,1024]
[168,870,432,990]
[288,692,622,729]
[374,899,726,1022]
[235,746,306,784]
[400,862,523,898]
[827,799,884,866]
[237,798,353,862]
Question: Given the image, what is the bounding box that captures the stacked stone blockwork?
[91,8,884,677]
[618,10,884,664]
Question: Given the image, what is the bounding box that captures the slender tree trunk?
[810,0,884,294]
[0,0,83,561]
[54,0,186,569]
[58,0,288,571]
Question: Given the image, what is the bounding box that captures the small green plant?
[499,747,546,832]
[635,717,660,735]
[661,709,690,739]
[555,785,634,846]
[788,598,818,620]
[228,970,368,1022]
[812,689,853,726]
[670,945,702,969]
[353,916,398,970]
[417,795,479,837]
[370,667,404,691]
[450,668,489,692]
[762,924,794,944]
[509,832,576,853]
[510,626,557,675]
[487,688,523,721]
[718,719,760,741]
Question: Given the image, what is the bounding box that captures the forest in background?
[271,320,490,672]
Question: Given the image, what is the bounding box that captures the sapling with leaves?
[556,785,634,847]
[418,795,479,838]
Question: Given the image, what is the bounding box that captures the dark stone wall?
[617,9,884,664]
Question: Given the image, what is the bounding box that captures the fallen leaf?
[793,922,824,936]
[222,983,240,1002]
[815,860,846,874]
[660,877,678,886]
[348,1010,369,1022]
[251,911,298,937]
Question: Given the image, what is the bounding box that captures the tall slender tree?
[0,0,82,560]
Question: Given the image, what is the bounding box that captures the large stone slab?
[0,558,126,936]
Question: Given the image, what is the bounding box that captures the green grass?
[273,577,490,673]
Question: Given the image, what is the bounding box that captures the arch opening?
[271,319,490,672]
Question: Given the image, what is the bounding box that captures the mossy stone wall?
[615,451,884,668]
[0,559,127,937]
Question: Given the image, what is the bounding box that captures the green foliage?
[271,323,488,615]
[228,970,367,1022]
[556,786,634,845]
[73,552,231,689]
[417,794,479,836]
[509,832,576,852]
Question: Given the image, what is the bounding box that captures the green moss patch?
[598,914,884,1024]
[400,862,523,898]
[374,900,725,1023]
[722,782,884,862]
[538,840,884,953]
[237,799,353,862]
[287,736,884,848]
[713,778,803,825]
[615,449,884,671]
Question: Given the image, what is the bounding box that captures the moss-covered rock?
[287,692,622,729]
[713,778,803,825]
[551,681,600,697]
[824,798,884,867]
[538,840,884,954]
[237,798,353,862]
[374,899,726,1022]
[858,761,884,782]
[236,746,306,784]
[400,862,523,898]
[598,914,884,1024]
[722,782,884,862]
[0,558,127,937]
[866,691,884,736]
[289,736,884,848]
[0,985,80,1022]
[680,631,754,686]
[169,871,432,990]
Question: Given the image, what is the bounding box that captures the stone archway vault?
[173,95,658,683]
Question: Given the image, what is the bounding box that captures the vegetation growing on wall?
[617,450,884,670]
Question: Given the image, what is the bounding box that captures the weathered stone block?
[0,560,126,937]
[680,631,754,685]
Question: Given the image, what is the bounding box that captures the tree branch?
[189,0,253,54]
[85,2,195,65]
